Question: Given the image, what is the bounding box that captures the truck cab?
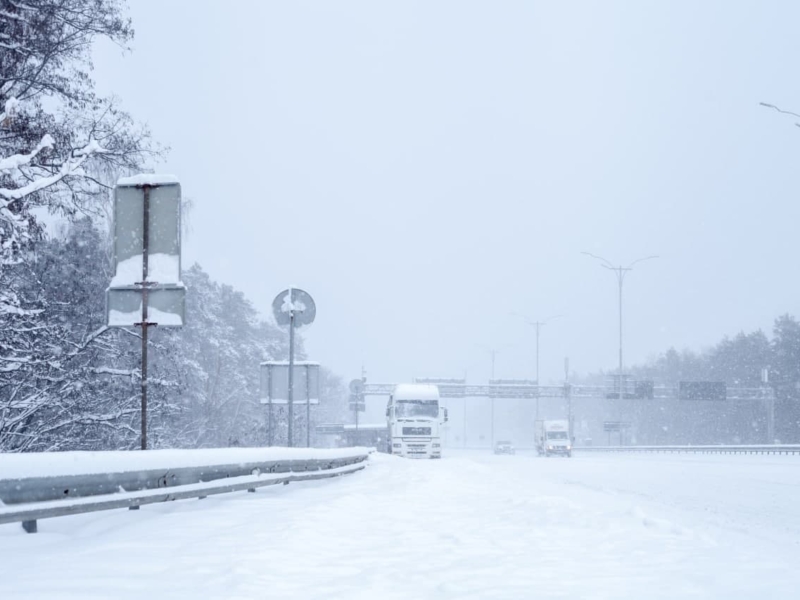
[535,419,572,457]
[386,384,447,458]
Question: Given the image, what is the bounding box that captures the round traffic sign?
[272,288,316,328]
[349,379,364,395]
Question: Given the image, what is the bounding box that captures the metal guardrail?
[577,445,800,455]
[0,452,370,533]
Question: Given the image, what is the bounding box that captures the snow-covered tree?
[0,0,154,450]
[142,265,289,449]
[1,2,345,451]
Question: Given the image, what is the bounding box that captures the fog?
[92,1,800,386]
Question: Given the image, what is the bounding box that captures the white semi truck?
[534,419,573,457]
[385,384,447,458]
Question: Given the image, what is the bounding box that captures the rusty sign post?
[106,175,185,450]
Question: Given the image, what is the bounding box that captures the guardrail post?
[22,520,37,534]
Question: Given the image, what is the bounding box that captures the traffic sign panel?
[272,288,316,328]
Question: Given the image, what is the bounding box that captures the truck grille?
[402,427,432,436]
[406,443,428,454]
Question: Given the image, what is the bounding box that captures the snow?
[108,304,183,327]
[148,306,184,326]
[0,447,370,480]
[1,136,106,202]
[262,399,320,405]
[3,451,798,598]
[0,464,365,521]
[280,288,306,314]
[73,139,107,157]
[116,174,180,187]
[109,254,142,286]
[146,253,180,283]
[107,307,141,327]
[0,134,54,172]
[1,96,19,120]
[260,360,320,367]
[393,383,440,400]
[110,253,180,286]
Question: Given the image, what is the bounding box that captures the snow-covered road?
[1,451,798,599]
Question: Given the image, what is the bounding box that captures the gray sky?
[92,1,800,386]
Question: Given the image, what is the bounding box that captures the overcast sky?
[92,1,800,386]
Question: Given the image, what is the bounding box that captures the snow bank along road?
[1,451,798,599]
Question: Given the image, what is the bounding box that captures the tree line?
[0,0,347,451]
[583,317,800,442]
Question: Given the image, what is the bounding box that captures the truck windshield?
[547,431,568,440]
[395,400,438,418]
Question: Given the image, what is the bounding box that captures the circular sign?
[349,379,364,395]
[272,288,316,328]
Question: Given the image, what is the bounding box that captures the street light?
[510,313,562,385]
[474,343,508,380]
[759,101,800,126]
[474,343,510,450]
[510,312,562,422]
[581,252,658,398]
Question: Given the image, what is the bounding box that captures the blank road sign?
[112,178,181,285]
[679,381,727,401]
[106,286,185,327]
[260,362,320,404]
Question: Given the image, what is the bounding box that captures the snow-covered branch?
[0,134,54,172]
[0,136,107,204]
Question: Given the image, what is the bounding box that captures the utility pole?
[511,313,562,423]
[581,252,658,398]
[491,393,494,450]
[357,365,366,432]
[463,395,467,448]
[565,357,572,443]
[490,349,496,450]
[475,344,509,450]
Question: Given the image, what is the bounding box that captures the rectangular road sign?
[260,362,320,403]
[111,177,181,286]
[603,421,630,432]
[679,381,727,401]
[107,176,184,329]
[106,286,185,327]
[316,424,345,435]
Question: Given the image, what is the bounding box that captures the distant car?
[494,440,515,455]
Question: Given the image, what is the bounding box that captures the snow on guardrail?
[0,447,371,533]
[577,444,800,454]
[0,446,370,479]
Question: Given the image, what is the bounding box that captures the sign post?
[603,421,631,445]
[272,288,316,447]
[261,361,320,446]
[349,378,365,430]
[564,357,572,443]
[106,175,184,450]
